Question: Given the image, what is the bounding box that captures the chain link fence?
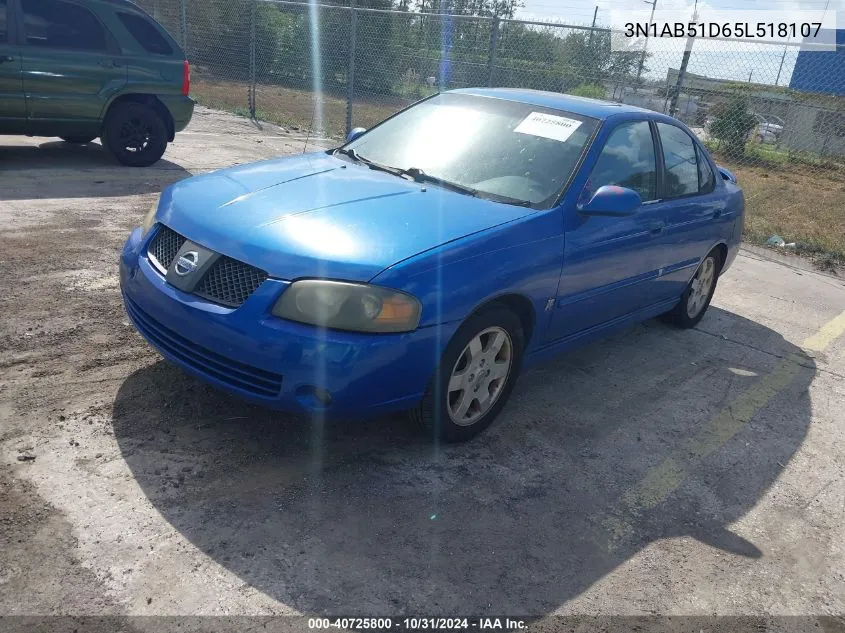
[136,0,844,264]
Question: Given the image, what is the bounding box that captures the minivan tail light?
[182,60,191,96]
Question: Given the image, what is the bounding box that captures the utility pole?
[668,0,697,117]
[774,45,788,86]
[747,69,753,83]
[588,5,598,47]
[634,0,657,89]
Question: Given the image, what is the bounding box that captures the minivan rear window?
[117,11,172,55]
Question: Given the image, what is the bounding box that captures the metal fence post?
[346,7,357,137]
[249,0,257,119]
[179,0,187,50]
[486,16,499,88]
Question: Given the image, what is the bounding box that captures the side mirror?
[716,165,736,183]
[578,185,642,217]
[346,127,367,143]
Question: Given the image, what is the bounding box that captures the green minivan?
[0,0,193,166]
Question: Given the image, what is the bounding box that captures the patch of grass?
[713,151,845,261]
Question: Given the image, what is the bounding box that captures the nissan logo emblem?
[174,251,200,276]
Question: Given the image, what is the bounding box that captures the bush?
[709,94,758,158]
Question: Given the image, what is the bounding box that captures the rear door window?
[117,12,172,55]
[21,0,108,51]
[696,145,716,193]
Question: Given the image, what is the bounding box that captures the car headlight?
[141,194,161,235]
[272,280,422,333]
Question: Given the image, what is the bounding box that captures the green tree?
[709,93,758,158]
[556,30,640,93]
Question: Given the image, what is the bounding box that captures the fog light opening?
[295,385,333,411]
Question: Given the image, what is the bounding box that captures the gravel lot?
[1,108,844,627]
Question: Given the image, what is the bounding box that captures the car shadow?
[0,140,190,200]
[112,307,816,615]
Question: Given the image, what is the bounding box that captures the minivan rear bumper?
[160,95,195,134]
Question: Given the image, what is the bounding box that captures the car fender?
[371,210,565,352]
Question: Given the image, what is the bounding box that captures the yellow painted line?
[803,309,845,353]
[602,309,845,547]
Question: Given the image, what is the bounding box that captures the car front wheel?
[103,103,168,167]
[413,306,524,442]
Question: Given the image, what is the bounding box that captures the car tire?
[661,250,721,329]
[60,135,97,144]
[103,103,168,167]
[412,306,524,443]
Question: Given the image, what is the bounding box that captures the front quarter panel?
[371,209,565,353]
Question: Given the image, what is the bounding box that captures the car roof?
[448,88,654,120]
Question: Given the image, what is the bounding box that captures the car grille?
[124,294,283,398]
[194,256,269,308]
[148,225,186,272]
[146,225,268,308]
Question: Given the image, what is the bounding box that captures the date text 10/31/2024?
[308,618,527,630]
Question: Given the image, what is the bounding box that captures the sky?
[515,0,844,84]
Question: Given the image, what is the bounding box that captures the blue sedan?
[120,89,744,442]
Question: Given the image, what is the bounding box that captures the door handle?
[649,220,665,235]
[713,209,723,219]
[0,55,15,63]
[99,59,121,68]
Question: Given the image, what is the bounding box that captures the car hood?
[158,153,534,282]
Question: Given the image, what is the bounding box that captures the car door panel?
[651,122,733,302]
[0,0,26,132]
[554,208,665,339]
[19,0,126,136]
[547,119,664,342]
[23,50,126,132]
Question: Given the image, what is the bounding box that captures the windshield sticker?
[514,112,582,142]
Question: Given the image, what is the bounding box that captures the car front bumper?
[119,227,446,417]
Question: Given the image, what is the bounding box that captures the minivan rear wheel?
[103,103,168,167]
[60,135,96,144]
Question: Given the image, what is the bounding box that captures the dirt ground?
[192,76,409,139]
[1,108,845,629]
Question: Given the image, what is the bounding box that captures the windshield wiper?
[403,167,533,207]
[401,167,479,197]
[332,157,532,207]
[333,147,361,161]
[333,148,406,178]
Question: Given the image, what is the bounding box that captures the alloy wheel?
[686,256,716,319]
[119,116,154,154]
[447,326,513,426]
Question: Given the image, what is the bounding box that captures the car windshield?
[343,93,599,208]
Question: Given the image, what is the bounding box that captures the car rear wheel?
[412,306,524,442]
[60,135,96,144]
[103,103,168,167]
[662,251,721,329]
